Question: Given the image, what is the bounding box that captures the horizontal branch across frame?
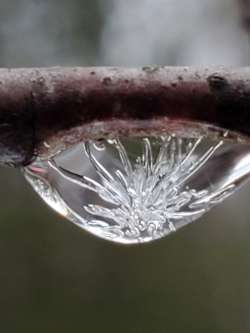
[0,66,250,166]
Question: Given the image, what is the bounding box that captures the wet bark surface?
[0,67,250,166]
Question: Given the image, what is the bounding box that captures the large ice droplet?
[23,134,250,244]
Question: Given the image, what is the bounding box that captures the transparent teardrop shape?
[23,134,250,244]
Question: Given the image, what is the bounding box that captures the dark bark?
[0,67,250,167]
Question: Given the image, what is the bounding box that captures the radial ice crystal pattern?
[23,134,250,244]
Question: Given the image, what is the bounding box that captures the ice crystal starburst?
[42,135,235,243]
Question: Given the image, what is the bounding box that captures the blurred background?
[1,0,250,332]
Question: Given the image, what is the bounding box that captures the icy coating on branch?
[23,132,250,244]
[52,137,232,242]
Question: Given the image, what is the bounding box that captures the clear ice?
[23,134,250,244]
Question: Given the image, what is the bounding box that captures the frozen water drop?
[23,134,250,244]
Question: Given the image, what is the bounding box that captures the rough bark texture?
[0,67,250,167]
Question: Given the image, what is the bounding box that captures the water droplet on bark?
[23,134,250,244]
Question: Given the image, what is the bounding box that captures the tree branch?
[0,67,250,167]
